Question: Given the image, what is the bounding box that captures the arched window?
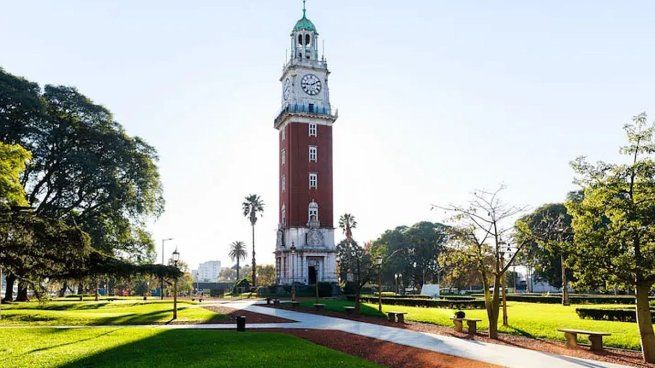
[308,201,319,222]
[298,34,303,45]
[305,34,311,46]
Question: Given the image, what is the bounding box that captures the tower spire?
[302,0,306,18]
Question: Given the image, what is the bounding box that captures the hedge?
[470,294,645,304]
[349,295,485,309]
[576,307,655,323]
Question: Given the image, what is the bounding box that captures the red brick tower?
[274,3,338,285]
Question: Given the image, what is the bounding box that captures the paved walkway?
[194,300,630,368]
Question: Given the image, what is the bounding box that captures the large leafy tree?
[515,203,574,305]
[0,69,164,296]
[228,240,247,280]
[371,222,448,291]
[242,194,264,287]
[566,113,655,363]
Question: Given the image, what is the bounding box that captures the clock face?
[283,78,291,100]
[301,74,322,96]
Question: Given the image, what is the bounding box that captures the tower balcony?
[274,103,338,129]
[283,57,328,71]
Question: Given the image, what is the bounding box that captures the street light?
[161,238,173,300]
[290,242,296,302]
[172,248,180,320]
[376,255,383,312]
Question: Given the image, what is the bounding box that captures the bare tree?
[434,186,526,339]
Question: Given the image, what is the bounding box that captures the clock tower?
[274,2,338,286]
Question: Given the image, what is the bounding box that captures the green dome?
[293,15,316,33]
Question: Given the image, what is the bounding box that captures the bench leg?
[453,319,463,333]
[397,314,405,323]
[564,332,578,349]
[387,312,396,322]
[589,335,604,352]
[467,321,477,336]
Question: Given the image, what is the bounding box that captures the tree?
[228,241,247,281]
[218,267,236,281]
[338,213,357,242]
[257,264,276,286]
[0,143,31,207]
[336,239,374,313]
[242,194,264,287]
[566,113,655,363]
[1,69,165,297]
[515,203,574,305]
[438,243,488,291]
[436,187,525,339]
[371,222,448,291]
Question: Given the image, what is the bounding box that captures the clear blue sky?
[2,0,654,269]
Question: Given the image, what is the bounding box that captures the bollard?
[236,316,246,332]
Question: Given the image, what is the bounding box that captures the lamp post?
[394,273,401,295]
[290,243,297,301]
[161,238,173,299]
[376,255,383,312]
[172,248,180,320]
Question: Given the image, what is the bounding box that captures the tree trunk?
[2,274,15,303]
[236,259,240,281]
[94,279,99,301]
[58,281,68,298]
[561,254,569,306]
[16,281,28,302]
[355,287,361,313]
[636,283,655,363]
[487,277,501,339]
[251,224,257,288]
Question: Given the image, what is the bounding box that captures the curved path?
[192,300,630,368]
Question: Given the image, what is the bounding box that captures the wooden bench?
[314,303,325,311]
[450,318,482,335]
[387,311,408,323]
[344,306,356,314]
[273,299,280,305]
[558,329,612,352]
[291,301,300,308]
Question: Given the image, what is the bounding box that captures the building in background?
[274,3,338,286]
[196,261,221,282]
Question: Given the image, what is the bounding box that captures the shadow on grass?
[23,329,120,355]
[55,330,376,368]
[504,325,536,339]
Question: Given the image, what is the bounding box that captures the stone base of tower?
[274,226,337,285]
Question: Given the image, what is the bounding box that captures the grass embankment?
[300,299,645,350]
[0,328,382,368]
[0,300,223,326]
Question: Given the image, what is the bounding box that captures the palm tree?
[228,241,248,280]
[242,194,264,286]
[339,213,357,243]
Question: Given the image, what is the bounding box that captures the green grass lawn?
[0,328,382,368]
[299,298,647,350]
[0,300,224,326]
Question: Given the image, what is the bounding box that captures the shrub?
[209,289,223,298]
[349,296,485,309]
[576,307,655,323]
[471,294,647,304]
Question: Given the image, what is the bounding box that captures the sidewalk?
[205,300,630,368]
